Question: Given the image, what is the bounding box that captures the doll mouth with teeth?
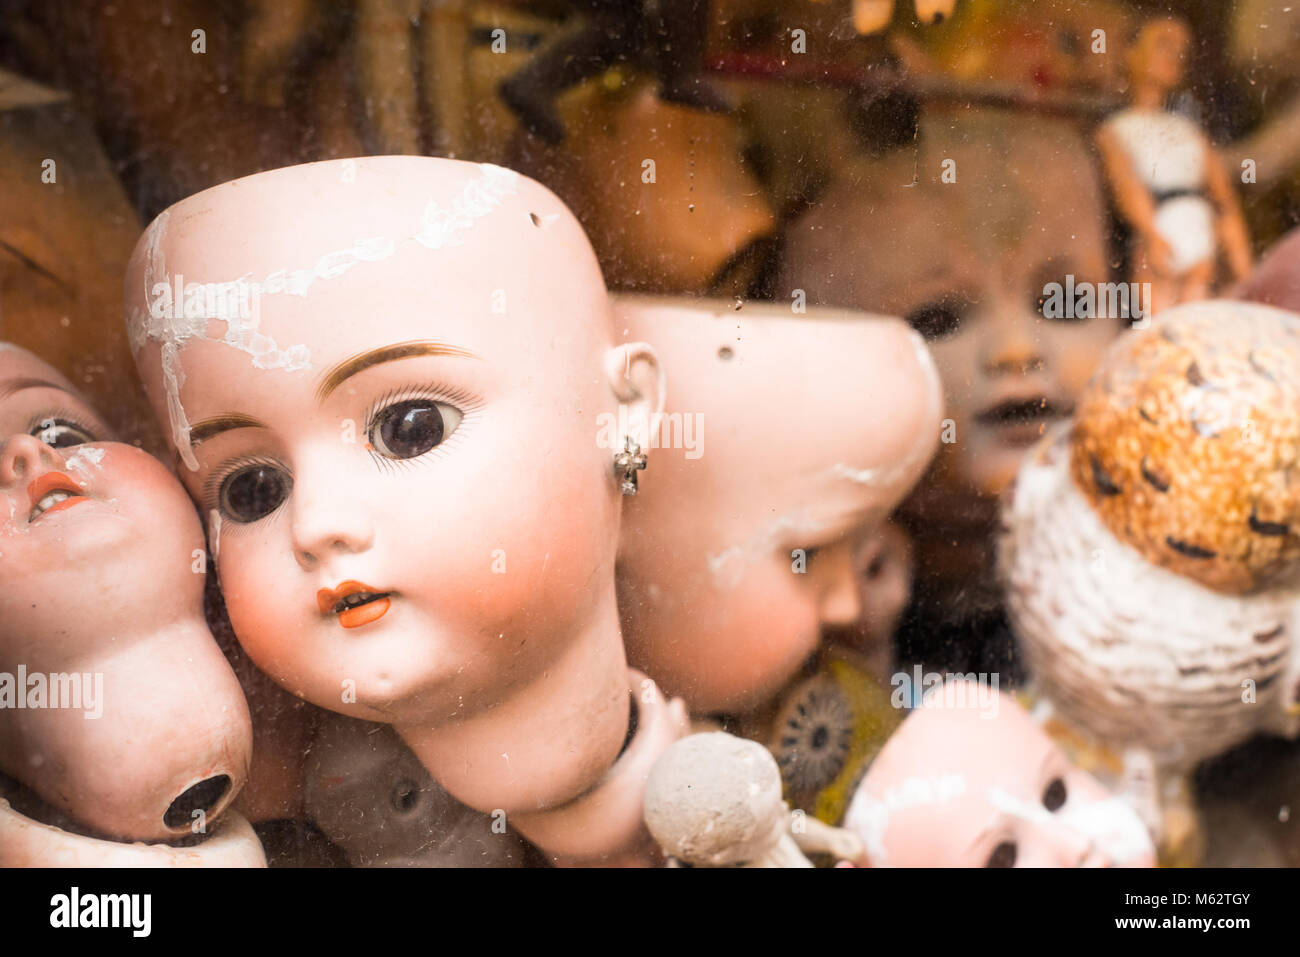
[27,471,89,522]
[316,581,392,629]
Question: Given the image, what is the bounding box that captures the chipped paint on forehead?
[128,164,521,471]
[845,773,967,866]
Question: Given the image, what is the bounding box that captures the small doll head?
[1127,16,1192,94]
[612,297,942,714]
[1070,301,1300,594]
[844,681,1155,867]
[125,158,662,812]
[0,343,251,841]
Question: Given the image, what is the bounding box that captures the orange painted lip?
[27,471,88,522]
[316,580,392,629]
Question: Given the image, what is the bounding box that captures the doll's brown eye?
[985,841,1017,868]
[369,399,462,460]
[1042,777,1067,812]
[220,465,291,523]
[31,418,95,448]
[905,302,965,340]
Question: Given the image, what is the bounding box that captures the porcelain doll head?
[613,296,942,715]
[778,108,1121,614]
[125,157,663,815]
[843,682,1156,867]
[0,343,251,841]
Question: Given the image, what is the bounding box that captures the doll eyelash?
[361,382,480,429]
[201,453,290,516]
[24,408,100,440]
[361,382,480,474]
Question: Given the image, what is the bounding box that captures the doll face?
[1130,18,1191,92]
[845,685,1155,867]
[127,159,636,726]
[0,344,251,840]
[780,113,1121,524]
[0,346,193,630]
[614,298,943,714]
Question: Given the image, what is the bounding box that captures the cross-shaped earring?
[614,437,647,495]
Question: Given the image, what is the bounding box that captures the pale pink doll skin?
[0,777,265,867]
[843,683,1156,868]
[125,157,686,864]
[0,344,254,846]
[612,296,943,716]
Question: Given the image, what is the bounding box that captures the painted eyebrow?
[0,377,73,401]
[314,340,481,403]
[189,413,269,447]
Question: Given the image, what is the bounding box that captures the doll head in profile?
[0,343,251,843]
[125,157,665,815]
[779,108,1124,620]
[612,297,943,715]
[843,680,1155,868]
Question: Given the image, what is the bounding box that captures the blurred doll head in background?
[779,106,1125,656]
[843,681,1156,868]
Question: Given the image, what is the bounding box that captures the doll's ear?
[605,342,666,449]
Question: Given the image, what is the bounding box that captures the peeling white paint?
[127,163,521,472]
[987,786,1154,866]
[414,164,519,250]
[844,773,967,866]
[64,446,105,472]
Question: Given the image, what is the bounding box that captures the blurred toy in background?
[999,300,1300,863]
[643,731,863,866]
[497,0,729,146]
[510,76,777,296]
[1234,224,1300,312]
[1096,16,1253,315]
[304,714,528,867]
[125,157,688,867]
[824,521,914,684]
[843,680,1155,867]
[0,71,157,447]
[779,107,1122,675]
[765,645,900,828]
[805,0,956,36]
[0,343,260,864]
[611,296,942,717]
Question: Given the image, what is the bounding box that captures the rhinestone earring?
[614,437,647,495]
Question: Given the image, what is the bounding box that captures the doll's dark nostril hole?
[164,775,232,829]
[529,212,542,227]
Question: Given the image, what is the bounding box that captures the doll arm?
[1095,125,1172,273]
[1203,139,1253,281]
[791,813,866,863]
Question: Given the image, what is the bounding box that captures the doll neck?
[1131,80,1169,112]
[393,597,632,818]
